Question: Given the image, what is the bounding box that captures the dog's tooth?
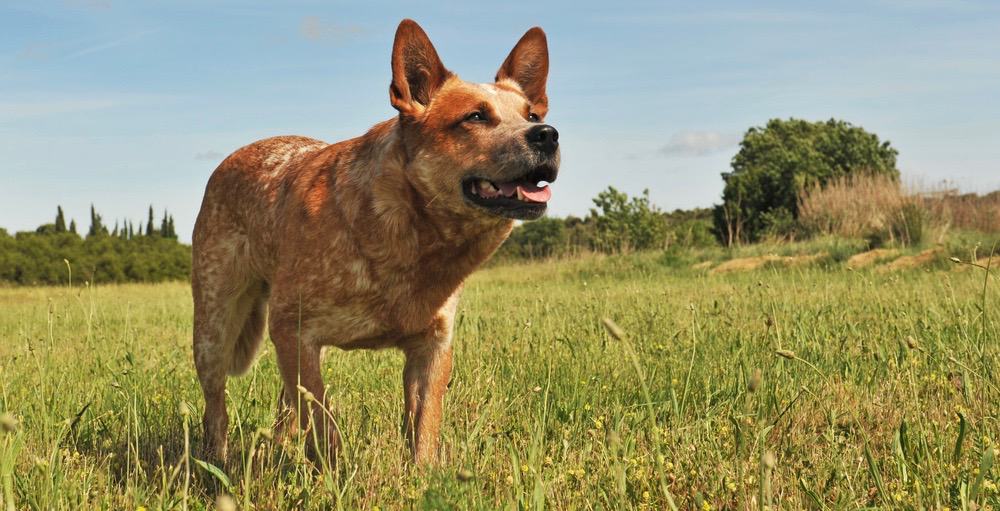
[516,188,525,201]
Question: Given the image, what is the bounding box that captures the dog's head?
[389,19,558,221]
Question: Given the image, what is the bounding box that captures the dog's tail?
[229,294,267,376]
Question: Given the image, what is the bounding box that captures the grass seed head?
[256,427,274,441]
[762,451,777,469]
[601,318,626,341]
[177,402,191,418]
[296,385,317,403]
[0,412,18,433]
[748,370,762,393]
[905,336,919,350]
[456,469,475,482]
[776,349,797,360]
[215,494,237,511]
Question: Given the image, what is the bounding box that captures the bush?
[714,118,899,245]
[588,187,669,252]
[501,217,568,259]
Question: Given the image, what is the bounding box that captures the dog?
[191,19,558,465]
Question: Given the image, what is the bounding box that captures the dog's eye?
[528,113,540,122]
[465,111,486,122]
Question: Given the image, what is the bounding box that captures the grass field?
[0,251,998,510]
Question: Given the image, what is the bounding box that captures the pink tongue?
[497,182,552,203]
[518,183,552,203]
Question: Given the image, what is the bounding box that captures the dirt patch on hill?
[709,253,827,274]
[879,248,942,272]
[846,248,900,269]
[710,255,781,274]
[786,253,828,267]
[691,261,714,271]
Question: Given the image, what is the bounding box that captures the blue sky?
[2,0,999,241]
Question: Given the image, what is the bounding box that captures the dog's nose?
[527,124,559,154]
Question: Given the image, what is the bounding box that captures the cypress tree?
[55,206,67,233]
[146,206,155,237]
[88,205,106,238]
[160,209,170,237]
[69,219,77,234]
[112,221,120,237]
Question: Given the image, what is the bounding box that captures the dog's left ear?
[390,19,451,116]
[496,27,549,109]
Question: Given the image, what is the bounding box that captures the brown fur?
[191,20,557,465]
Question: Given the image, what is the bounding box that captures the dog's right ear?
[390,19,451,116]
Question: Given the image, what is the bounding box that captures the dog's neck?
[338,118,514,278]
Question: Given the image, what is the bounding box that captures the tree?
[69,220,77,234]
[160,210,178,239]
[55,206,67,233]
[146,206,155,237]
[588,187,669,252]
[713,118,899,244]
[87,204,108,238]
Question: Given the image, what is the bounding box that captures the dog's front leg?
[401,330,453,465]
[270,328,340,466]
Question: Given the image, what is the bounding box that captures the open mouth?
[462,165,557,219]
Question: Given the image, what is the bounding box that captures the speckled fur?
[192,19,555,465]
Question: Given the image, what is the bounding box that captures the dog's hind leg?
[192,238,268,463]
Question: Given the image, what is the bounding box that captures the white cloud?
[659,131,740,157]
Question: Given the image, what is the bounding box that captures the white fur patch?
[478,83,499,96]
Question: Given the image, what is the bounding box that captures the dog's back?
[194,135,325,272]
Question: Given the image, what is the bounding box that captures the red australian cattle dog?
[192,19,558,465]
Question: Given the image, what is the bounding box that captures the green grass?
[1,252,998,509]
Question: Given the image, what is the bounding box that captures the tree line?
[0,206,189,285]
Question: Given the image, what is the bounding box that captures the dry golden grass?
[798,174,915,242]
[846,248,900,269]
[799,174,999,249]
[927,190,1000,233]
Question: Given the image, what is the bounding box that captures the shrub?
[500,217,569,259]
[588,187,670,252]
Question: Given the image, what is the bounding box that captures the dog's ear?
[390,19,451,116]
[495,27,549,108]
